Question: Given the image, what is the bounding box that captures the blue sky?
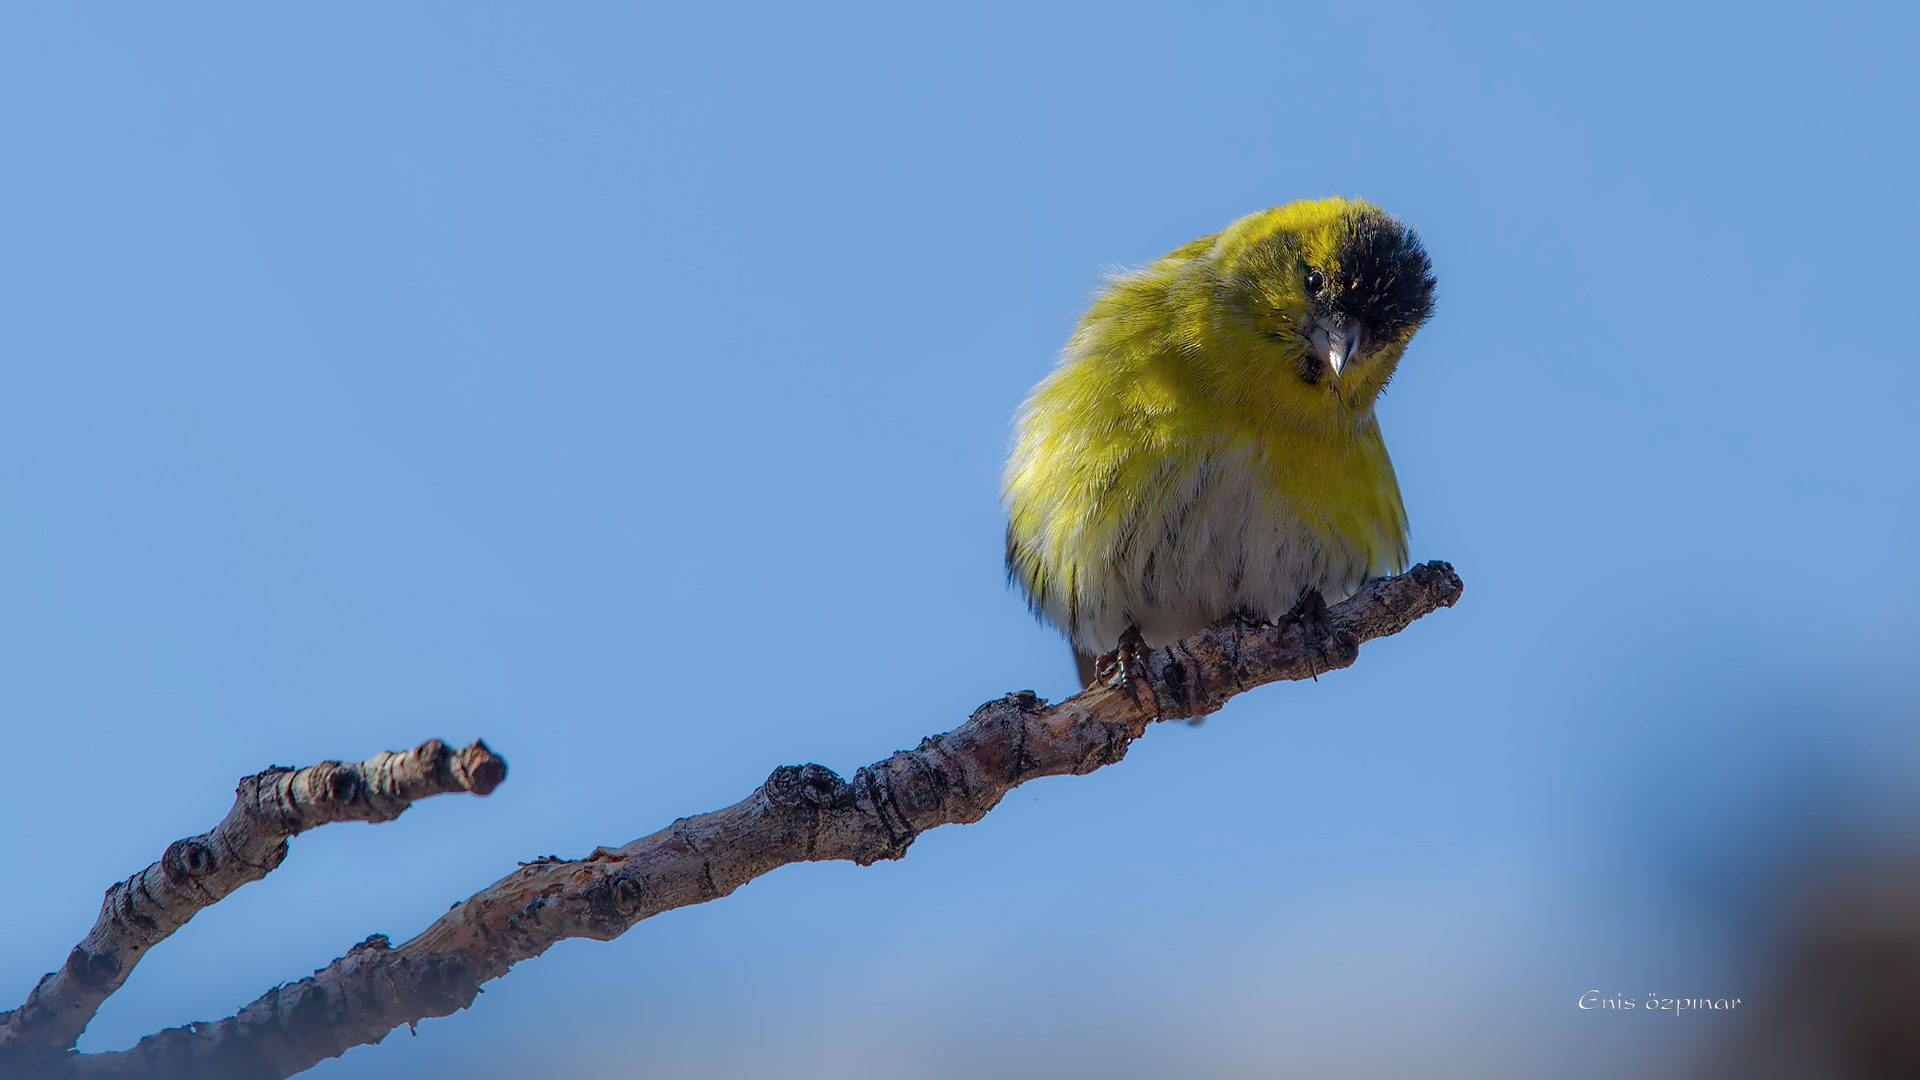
[2,3,1916,1077]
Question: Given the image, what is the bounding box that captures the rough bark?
[2,561,1460,1080]
[0,741,507,1058]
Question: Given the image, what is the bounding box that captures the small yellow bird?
[1004,197,1436,685]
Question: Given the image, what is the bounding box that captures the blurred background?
[2,3,1916,1077]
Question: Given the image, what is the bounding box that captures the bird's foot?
[1090,625,1151,695]
[1279,589,1332,681]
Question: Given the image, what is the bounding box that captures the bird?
[1003,197,1436,687]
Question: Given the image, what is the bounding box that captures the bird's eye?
[1305,269,1325,295]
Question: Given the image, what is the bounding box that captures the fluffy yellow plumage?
[1004,197,1436,683]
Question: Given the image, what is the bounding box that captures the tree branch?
[6,561,1460,1080]
[0,740,507,1058]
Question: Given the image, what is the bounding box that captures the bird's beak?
[1310,317,1363,378]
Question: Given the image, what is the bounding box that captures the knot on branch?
[160,838,218,885]
[64,946,121,991]
[584,875,647,928]
[323,763,366,805]
[284,761,380,827]
[763,764,855,811]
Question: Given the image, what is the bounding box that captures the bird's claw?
[1280,589,1332,680]
[1093,626,1151,693]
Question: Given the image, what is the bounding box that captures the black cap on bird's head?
[1294,207,1436,389]
[1220,199,1436,401]
[1331,209,1436,349]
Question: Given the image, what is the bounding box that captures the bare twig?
[0,740,507,1059]
[5,561,1460,1080]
